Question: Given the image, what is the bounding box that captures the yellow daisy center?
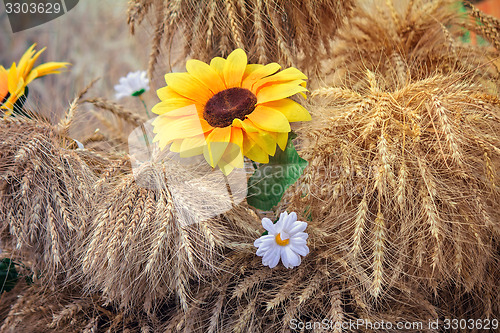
[203,87,257,127]
[275,233,290,246]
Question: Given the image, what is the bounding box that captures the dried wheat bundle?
[286,71,500,305]
[0,280,134,333]
[127,0,353,78]
[326,0,499,91]
[0,117,99,282]
[161,230,447,333]
[77,157,260,313]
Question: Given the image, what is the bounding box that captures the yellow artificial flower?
[152,49,311,175]
[0,44,70,117]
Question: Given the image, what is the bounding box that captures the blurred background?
[0,0,152,131]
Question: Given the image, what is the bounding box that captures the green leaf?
[247,132,308,211]
[0,258,19,294]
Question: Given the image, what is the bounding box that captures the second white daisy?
[254,211,309,269]
[114,70,149,99]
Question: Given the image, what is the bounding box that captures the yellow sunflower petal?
[203,127,232,167]
[277,132,288,151]
[152,113,212,146]
[253,67,308,92]
[260,99,311,122]
[256,80,308,104]
[170,139,183,152]
[232,118,260,132]
[1,94,19,112]
[242,63,281,90]
[186,59,226,94]
[28,62,69,83]
[246,130,277,156]
[218,144,244,175]
[242,64,263,81]
[157,86,187,100]
[23,48,46,79]
[210,57,226,80]
[179,135,207,158]
[24,70,39,87]
[218,161,234,175]
[246,105,291,132]
[164,72,213,103]
[17,44,37,76]
[242,133,269,163]
[227,144,244,168]
[223,49,247,88]
[0,67,8,101]
[231,127,244,149]
[7,63,20,93]
[152,98,195,115]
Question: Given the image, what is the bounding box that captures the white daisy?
[114,70,150,100]
[254,211,309,269]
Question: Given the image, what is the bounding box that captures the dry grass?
[286,70,500,316]
[127,0,354,79]
[0,116,101,283]
[0,1,150,121]
[76,165,260,313]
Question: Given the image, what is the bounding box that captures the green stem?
[138,95,150,118]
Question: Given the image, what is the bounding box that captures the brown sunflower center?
[203,87,257,128]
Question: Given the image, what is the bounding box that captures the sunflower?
[152,49,311,175]
[0,44,69,117]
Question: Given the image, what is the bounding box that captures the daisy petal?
[284,246,301,268]
[254,234,274,248]
[247,105,291,133]
[269,250,281,268]
[288,221,307,235]
[262,218,276,234]
[223,49,247,88]
[293,244,309,257]
[281,247,290,268]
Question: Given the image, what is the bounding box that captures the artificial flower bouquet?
[1,1,499,332]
